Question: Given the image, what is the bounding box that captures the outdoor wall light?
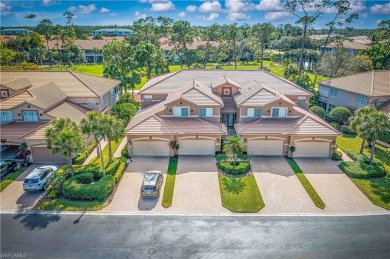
[1,139,6,143]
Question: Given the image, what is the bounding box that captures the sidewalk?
[113,138,127,158]
[83,139,108,165]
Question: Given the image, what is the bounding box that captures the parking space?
[251,157,320,214]
[295,158,386,213]
[102,157,170,213]
[0,164,63,212]
[171,156,228,213]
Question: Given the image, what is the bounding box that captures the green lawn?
[285,158,326,209]
[218,174,264,213]
[337,134,390,209]
[39,198,107,211]
[0,166,27,192]
[161,157,178,208]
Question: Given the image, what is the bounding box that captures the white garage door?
[293,142,331,158]
[31,147,67,163]
[179,139,216,155]
[247,139,284,156]
[133,141,170,156]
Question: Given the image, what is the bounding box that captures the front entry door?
[228,113,234,127]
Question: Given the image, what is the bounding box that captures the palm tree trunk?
[370,139,376,165]
[108,138,112,163]
[359,138,366,154]
[67,156,74,176]
[260,39,264,69]
[97,141,106,175]
[95,136,100,157]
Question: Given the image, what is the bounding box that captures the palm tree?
[25,13,36,29]
[39,19,53,67]
[80,111,106,174]
[357,110,390,164]
[223,135,245,166]
[45,118,85,175]
[102,115,125,163]
[349,106,377,154]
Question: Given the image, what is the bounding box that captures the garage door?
[293,142,331,158]
[179,139,216,155]
[247,139,284,156]
[31,147,67,163]
[132,140,169,156]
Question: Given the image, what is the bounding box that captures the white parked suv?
[23,166,57,192]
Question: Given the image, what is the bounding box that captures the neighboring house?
[318,70,390,112]
[126,70,340,158]
[159,37,219,59]
[320,40,369,56]
[0,28,32,35]
[90,29,133,37]
[0,71,120,163]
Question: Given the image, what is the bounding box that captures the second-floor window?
[356,95,366,106]
[271,108,287,118]
[298,96,306,103]
[199,108,213,117]
[330,88,338,97]
[23,111,38,121]
[247,108,261,118]
[0,111,13,122]
[173,107,189,117]
[143,95,153,101]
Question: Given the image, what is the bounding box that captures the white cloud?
[178,11,186,17]
[371,2,390,15]
[264,11,291,21]
[199,1,222,13]
[150,1,175,11]
[227,12,250,21]
[68,4,97,14]
[135,11,147,19]
[349,0,366,13]
[225,0,254,13]
[197,12,220,21]
[42,0,52,5]
[99,7,109,13]
[257,0,283,12]
[0,2,12,16]
[109,13,117,16]
[186,5,197,12]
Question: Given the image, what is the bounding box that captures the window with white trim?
[23,111,38,121]
[173,107,189,117]
[199,108,213,117]
[247,108,261,118]
[143,95,153,101]
[87,98,95,106]
[298,96,306,102]
[356,95,366,106]
[271,107,287,118]
[99,96,105,107]
[330,88,338,97]
[0,111,13,122]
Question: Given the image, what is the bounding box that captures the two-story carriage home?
[318,71,390,113]
[0,71,120,163]
[126,70,340,158]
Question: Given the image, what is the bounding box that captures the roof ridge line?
[19,122,52,139]
[197,118,225,133]
[293,106,340,134]
[318,70,373,84]
[154,115,178,133]
[288,115,308,134]
[139,70,183,93]
[370,71,375,96]
[69,71,100,96]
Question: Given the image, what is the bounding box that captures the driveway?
[295,158,386,213]
[171,156,228,213]
[0,164,64,213]
[251,157,320,214]
[102,157,169,213]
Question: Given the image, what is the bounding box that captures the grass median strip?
[0,166,27,192]
[218,174,265,213]
[161,157,178,208]
[286,157,326,209]
[39,198,107,211]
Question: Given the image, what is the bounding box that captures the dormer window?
[271,107,287,118]
[0,111,13,122]
[173,107,189,117]
[199,108,213,117]
[23,111,38,121]
[247,108,261,118]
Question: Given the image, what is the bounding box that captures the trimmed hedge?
[121,145,130,158]
[218,161,250,175]
[73,140,96,165]
[112,158,127,184]
[73,172,94,184]
[62,175,115,200]
[345,149,370,163]
[331,150,342,161]
[339,161,386,178]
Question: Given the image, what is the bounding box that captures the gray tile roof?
[0,76,31,91]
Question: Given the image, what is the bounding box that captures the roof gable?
[241,88,280,106]
[212,76,241,89]
[71,72,120,96]
[45,101,89,123]
[0,91,32,110]
[126,115,176,134]
[1,77,31,91]
[27,81,67,110]
[290,117,339,135]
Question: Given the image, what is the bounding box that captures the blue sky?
[1,1,389,28]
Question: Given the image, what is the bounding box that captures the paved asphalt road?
[1,213,390,258]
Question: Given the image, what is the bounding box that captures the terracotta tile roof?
[235,118,300,134]
[0,71,120,98]
[0,91,32,110]
[221,97,238,113]
[0,122,48,139]
[1,77,31,91]
[212,76,241,89]
[27,81,67,110]
[319,70,390,97]
[161,117,227,134]
[23,124,51,140]
[327,40,369,50]
[126,115,176,135]
[159,37,219,51]
[46,101,89,123]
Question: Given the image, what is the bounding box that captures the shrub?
[62,175,115,200]
[345,150,369,163]
[105,158,121,176]
[289,146,296,153]
[339,161,386,178]
[309,106,326,118]
[49,189,58,199]
[329,107,352,125]
[339,126,355,134]
[46,166,72,194]
[331,122,340,130]
[216,153,229,162]
[331,150,342,161]
[121,145,129,158]
[218,161,250,175]
[73,172,94,184]
[73,140,96,165]
[113,158,127,184]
